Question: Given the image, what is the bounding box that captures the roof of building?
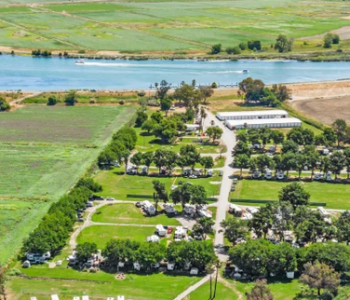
[226,117,301,126]
[217,110,288,117]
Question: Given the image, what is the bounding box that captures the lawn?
[8,272,201,300]
[94,168,221,200]
[188,281,239,300]
[92,203,180,225]
[76,225,156,248]
[231,179,350,209]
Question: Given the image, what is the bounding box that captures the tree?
[332,119,347,147]
[180,145,201,170]
[152,180,168,210]
[269,242,297,276]
[256,155,275,173]
[336,211,350,245]
[153,119,178,143]
[220,217,248,245]
[329,151,346,179]
[135,242,166,270]
[142,152,153,173]
[234,154,250,176]
[323,33,333,48]
[294,153,307,179]
[228,239,271,277]
[76,242,97,264]
[239,42,247,50]
[211,44,222,54]
[344,148,350,179]
[103,239,140,269]
[153,149,166,173]
[0,97,10,111]
[200,156,214,173]
[164,150,178,175]
[247,279,273,300]
[0,264,6,300]
[271,84,291,102]
[270,130,284,147]
[190,185,207,205]
[64,90,78,106]
[233,141,251,157]
[160,97,172,116]
[76,177,102,192]
[198,86,214,104]
[248,203,273,239]
[192,217,214,239]
[150,111,163,124]
[174,83,199,107]
[274,34,293,53]
[47,95,57,106]
[135,110,148,127]
[279,182,310,210]
[299,261,340,296]
[247,40,261,51]
[238,78,265,101]
[141,119,156,135]
[259,127,272,149]
[206,126,223,143]
[281,140,298,154]
[130,152,144,174]
[98,148,117,166]
[294,208,325,243]
[322,128,337,147]
[287,127,314,146]
[199,106,207,132]
[155,80,171,100]
[170,184,193,208]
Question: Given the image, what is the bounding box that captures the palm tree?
[200,107,207,133]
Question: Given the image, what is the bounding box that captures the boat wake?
[212,70,248,74]
[75,62,129,67]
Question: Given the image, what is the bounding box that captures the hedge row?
[231,199,326,206]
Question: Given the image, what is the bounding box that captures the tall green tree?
[130,152,144,174]
[274,34,293,53]
[299,261,340,296]
[155,80,171,100]
[64,90,78,106]
[152,180,168,210]
[206,126,223,143]
[0,96,10,111]
[235,154,250,176]
[160,98,172,116]
[332,119,347,147]
[220,217,248,245]
[329,151,346,179]
[76,242,98,264]
[279,182,310,210]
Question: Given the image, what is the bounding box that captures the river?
[1,55,350,91]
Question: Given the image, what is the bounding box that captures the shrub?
[239,43,247,50]
[137,90,146,97]
[119,100,125,105]
[78,50,86,54]
[210,44,222,54]
[47,95,57,106]
[226,46,241,55]
[211,82,218,89]
[248,40,261,51]
[32,49,41,56]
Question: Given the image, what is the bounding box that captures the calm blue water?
[1,55,350,91]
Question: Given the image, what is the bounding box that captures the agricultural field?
[0,105,136,264]
[291,96,350,125]
[231,179,350,210]
[0,0,349,53]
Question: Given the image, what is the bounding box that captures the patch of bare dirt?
[96,50,121,56]
[291,96,350,125]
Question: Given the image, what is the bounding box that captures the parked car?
[189,175,198,179]
[167,227,173,234]
[135,202,142,208]
[231,185,235,191]
[219,171,223,176]
[106,197,115,201]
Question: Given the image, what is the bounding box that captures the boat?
[242,69,249,73]
[75,59,85,65]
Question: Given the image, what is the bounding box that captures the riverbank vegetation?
[1,0,350,60]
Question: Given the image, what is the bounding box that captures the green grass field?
[231,179,350,209]
[0,105,136,264]
[94,167,221,200]
[92,203,181,225]
[77,225,156,248]
[0,0,349,53]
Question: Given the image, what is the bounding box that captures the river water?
[1,55,350,91]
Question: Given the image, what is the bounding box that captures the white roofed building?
[217,110,288,121]
[225,118,301,130]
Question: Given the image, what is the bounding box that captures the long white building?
[216,110,288,121]
[226,117,302,130]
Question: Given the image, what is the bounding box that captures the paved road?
[203,109,237,259]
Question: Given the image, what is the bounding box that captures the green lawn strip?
[44,3,134,13]
[94,168,221,201]
[92,203,180,226]
[235,279,302,300]
[9,273,201,300]
[231,179,350,209]
[77,225,156,248]
[188,281,238,300]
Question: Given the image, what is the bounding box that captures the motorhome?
[276,171,284,180]
[229,204,243,217]
[155,224,167,237]
[174,226,186,240]
[184,204,196,216]
[163,203,177,216]
[264,169,273,179]
[317,207,330,217]
[252,170,260,179]
[142,200,156,215]
[314,172,323,180]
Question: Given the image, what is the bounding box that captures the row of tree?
[99,239,217,272]
[130,144,215,175]
[152,179,208,209]
[223,182,350,245]
[98,127,137,166]
[238,78,290,105]
[235,147,350,179]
